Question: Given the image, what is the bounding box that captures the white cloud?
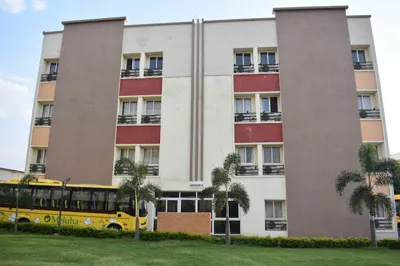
[31,0,46,11]
[0,0,26,14]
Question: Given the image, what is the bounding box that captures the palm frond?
[229,182,250,214]
[375,158,399,180]
[223,153,241,175]
[358,144,379,173]
[199,186,218,200]
[211,167,229,188]
[139,183,162,203]
[118,176,136,199]
[373,173,392,187]
[373,192,395,219]
[335,170,365,194]
[18,174,38,187]
[348,185,372,215]
[213,191,227,214]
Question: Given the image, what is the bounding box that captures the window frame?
[143,147,159,166]
[265,200,285,220]
[352,49,366,63]
[120,148,135,161]
[121,101,137,116]
[148,56,163,69]
[235,98,253,113]
[41,104,53,118]
[259,52,276,65]
[49,62,59,74]
[237,146,255,165]
[374,203,388,219]
[126,58,140,70]
[263,146,281,165]
[357,95,372,110]
[235,52,252,66]
[145,100,161,115]
[36,149,47,164]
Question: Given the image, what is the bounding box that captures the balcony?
[144,68,162,77]
[353,61,373,70]
[236,165,258,176]
[234,64,255,73]
[34,117,51,126]
[114,164,159,176]
[141,114,161,124]
[118,115,137,124]
[263,164,285,175]
[374,219,392,231]
[121,69,139,78]
[41,73,57,82]
[261,112,282,122]
[265,220,287,231]
[234,112,256,122]
[29,164,46,174]
[258,64,279,73]
[359,109,380,119]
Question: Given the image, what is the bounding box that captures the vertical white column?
[135,145,142,163]
[140,53,146,77]
[253,47,259,73]
[255,93,261,122]
[147,202,154,231]
[137,97,144,125]
[257,144,263,176]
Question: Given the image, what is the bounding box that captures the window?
[41,104,53,117]
[396,201,399,216]
[261,97,278,113]
[106,191,117,211]
[127,58,140,70]
[49,62,59,74]
[265,201,284,219]
[0,185,15,206]
[32,187,51,208]
[121,101,137,115]
[215,201,239,218]
[91,191,106,211]
[149,57,163,69]
[263,147,281,164]
[237,147,254,164]
[36,149,47,164]
[357,95,372,110]
[120,148,135,161]
[143,148,159,165]
[198,200,212,212]
[260,52,276,65]
[235,98,252,113]
[181,200,195,212]
[235,53,251,66]
[51,188,70,209]
[352,50,366,62]
[167,200,178,212]
[145,101,161,115]
[70,189,91,211]
[214,221,240,234]
[375,203,388,218]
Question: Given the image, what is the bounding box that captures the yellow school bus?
[0,178,147,231]
[395,195,400,230]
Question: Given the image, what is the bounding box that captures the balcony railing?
[263,164,285,175]
[236,165,258,176]
[34,117,51,126]
[147,165,159,176]
[234,64,255,73]
[359,109,380,119]
[41,73,57,82]
[235,112,256,122]
[260,112,282,122]
[118,115,137,124]
[29,164,46,174]
[144,68,163,76]
[265,220,287,231]
[353,61,373,70]
[258,64,279,73]
[141,114,161,124]
[121,69,139,78]
[114,165,159,176]
[374,219,392,230]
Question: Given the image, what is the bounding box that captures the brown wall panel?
[235,123,283,143]
[157,212,211,235]
[234,74,280,92]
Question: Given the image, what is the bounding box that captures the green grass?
[0,233,399,266]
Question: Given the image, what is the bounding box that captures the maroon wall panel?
[235,123,283,143]
[120,78,162,96]
[234,74,280,92]
[116,126,161,144]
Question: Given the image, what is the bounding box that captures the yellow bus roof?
[0,178,119,189]
[395,195,400,200]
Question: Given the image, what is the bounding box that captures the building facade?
[0,167,24,181]
[25,6,398,238]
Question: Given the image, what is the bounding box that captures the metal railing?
[144,68,163,76]
[234,64,255,73]
[263,164,285,175]
[265,220,287,231]
[29,164,46,174]
[353,61,373,70]
[258,64,279,73]
[260,112,282,122]
[41,73,57,82]
[141,114,161,124]
[236,165,258,176]
[359,109,380,119]
[114,165,159,176]
[34,117,51,126]
[147,165,159,176]
[121,69,139,77]
[374,219,392,230]
[118,115,137,124]
[235,112,256,122]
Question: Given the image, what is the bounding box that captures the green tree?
[335,144,398,247]
[114,158,161,240]
[14,174,38,232]
[199,153,250,245]
[393,160,400,195]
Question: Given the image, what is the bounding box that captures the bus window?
[50,188,70,209]
[70,188,91,211]
[32,187,51,208]
[117,196,132,214]
[396,200,399,216]
[18,188,33,209]
[91,190,106,211]
[0,184,15,207]
[138,199,147,217]
[106,191,117,211]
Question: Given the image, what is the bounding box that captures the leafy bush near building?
[0,221,398,249]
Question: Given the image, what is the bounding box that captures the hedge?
[0,221,399,249]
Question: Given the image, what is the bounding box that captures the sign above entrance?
[189,182,204,189]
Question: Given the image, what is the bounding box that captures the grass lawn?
[0,233,399,266]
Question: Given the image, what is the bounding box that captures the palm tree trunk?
[225,198,231,245]
[369,213,378,247]
[14,190,19,233]
[134,193,140,240]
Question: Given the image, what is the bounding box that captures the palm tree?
[335,144,398,247]
[114,158,161,240]
[199,153,250,245]
[14,174,38,232]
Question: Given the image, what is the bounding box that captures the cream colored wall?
[355,71,377,91]
[31,127,50,146]
[360,120,384,141]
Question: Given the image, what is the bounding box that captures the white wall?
[347,18,373,45]
[0,169,24,181]
[42,33,63,59]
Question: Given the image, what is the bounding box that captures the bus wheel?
[18,218,30,223]
[107,224,122,231]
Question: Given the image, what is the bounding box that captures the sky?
[0,0,399,171]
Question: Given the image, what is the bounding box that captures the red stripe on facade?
[234,74,280,92]
[235,123,283,143]
[116,126,161,144]
[120,78,162,96]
